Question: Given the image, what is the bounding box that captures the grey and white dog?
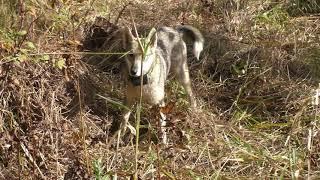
[121,25,204,143]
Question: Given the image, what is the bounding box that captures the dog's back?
[155,26,204,77]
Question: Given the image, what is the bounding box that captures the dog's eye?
[128,54,134,58]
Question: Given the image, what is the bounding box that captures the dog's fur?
[120,25,204,142]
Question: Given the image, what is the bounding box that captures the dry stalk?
[20,142,46,179]
[77,79,90,174]
[129,10,145,180]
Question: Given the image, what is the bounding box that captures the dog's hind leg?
[178,62,197,108]
[172,41,197,109]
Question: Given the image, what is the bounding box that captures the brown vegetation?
[0,0,320,179]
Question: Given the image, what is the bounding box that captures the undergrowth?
[0,0,319,179]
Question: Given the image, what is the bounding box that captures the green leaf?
[41,55,50,61]
[55,58,66,69]
[16,30,27,36]
[26,41,36,50]
[17,54,27,62]
[20,48,28,54]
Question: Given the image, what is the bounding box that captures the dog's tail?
[177,25,204,60]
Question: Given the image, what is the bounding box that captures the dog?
[120,25,204,143]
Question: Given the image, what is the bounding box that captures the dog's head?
[122,27,157,77]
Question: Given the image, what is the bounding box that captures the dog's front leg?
[159,111,167,145]
[159,102,168,145]
[119,98,135,136]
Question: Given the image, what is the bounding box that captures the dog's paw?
[119,121,136,136]
[127,123,136,136]
[161,131,168,145]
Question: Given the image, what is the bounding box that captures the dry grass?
[1,0,320,179]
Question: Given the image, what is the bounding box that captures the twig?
[97,94,130,111]
[20,142,46,179]
[76,79,90,174]
[129,10,144,180]
[16,14,42,49]
[28,51,129,56]
[114,2,132,25]
[17,0,25,30]
[156,143,161,180]
[76,0,97,30]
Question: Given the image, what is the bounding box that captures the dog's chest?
[127,59,167,105]
[127,82,165,105]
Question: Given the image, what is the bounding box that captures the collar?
[128,54,158,86]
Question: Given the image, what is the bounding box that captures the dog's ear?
[122,26,134,49]
[147,28,157,48]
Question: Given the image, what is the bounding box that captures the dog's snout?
[131,67,138,76]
